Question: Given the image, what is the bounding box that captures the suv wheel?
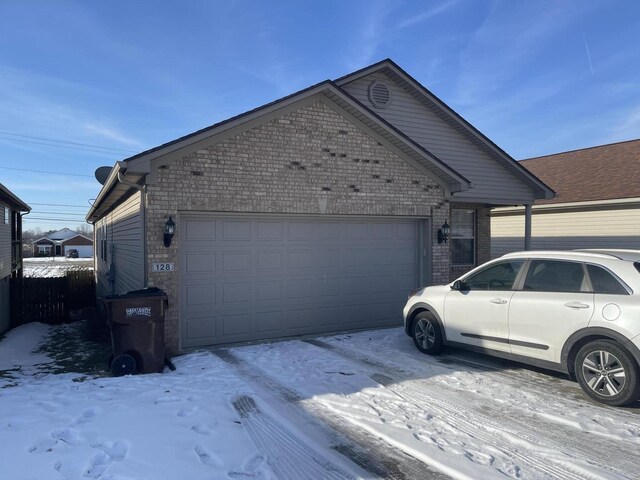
[575,340,640,406]
[412,312,443,355]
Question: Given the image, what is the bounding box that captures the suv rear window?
[523,260,585,293]
[587,265,629,295]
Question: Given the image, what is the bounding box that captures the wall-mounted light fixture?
[437,220,450,244]
[164,216,176,247]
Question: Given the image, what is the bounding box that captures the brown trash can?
[103,287,168,376]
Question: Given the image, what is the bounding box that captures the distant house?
[33,228,93,258]
[492,139,640,257]
[0,182,30,333]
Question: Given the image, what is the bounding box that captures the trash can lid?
[103,286,167,300]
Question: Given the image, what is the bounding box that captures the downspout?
[117,170,148,287]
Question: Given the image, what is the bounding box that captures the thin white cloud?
[345,0,395,70]
[397,0,458,29]
[0,66,146,150]
[606,105,640,143]
[82,123,144,148]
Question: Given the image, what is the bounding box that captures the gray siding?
[0,200,10,279]
[341,73,535,204]
[96,191,144,297]
[0,276,9,334]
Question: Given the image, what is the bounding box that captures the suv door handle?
[565,302,590,309]
[490,298,508,304]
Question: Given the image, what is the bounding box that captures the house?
[0,182,30,334]
[492,138,640,257]
[33,228,93,257]
[86,59,553,353]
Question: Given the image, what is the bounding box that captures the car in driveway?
[404,250,640,406]
[66,249,79,258]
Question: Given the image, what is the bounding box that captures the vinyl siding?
[491,205,640,257]
[341,73,535,204]
[95,191,144,297]
[0,201,11,279]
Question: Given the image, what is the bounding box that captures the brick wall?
[145,100,450,353]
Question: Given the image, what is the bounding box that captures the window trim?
[451,209,476,267]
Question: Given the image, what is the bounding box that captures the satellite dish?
[95,166,112,185]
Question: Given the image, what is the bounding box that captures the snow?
[1,324,639,480]
[23,257,93,278]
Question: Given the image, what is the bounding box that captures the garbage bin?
[103,287,168,376]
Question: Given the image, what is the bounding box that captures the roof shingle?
[521,138,640,205]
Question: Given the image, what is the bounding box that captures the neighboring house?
[33,228,93,257]
[86,59,553,353]
[0,182,30,334]
[492,138,640,257]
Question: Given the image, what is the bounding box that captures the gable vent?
[368,80,392,109]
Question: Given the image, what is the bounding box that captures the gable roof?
[87,79,473,222]
[87,59,554,222]
[47,228,80,241]
[521,138,640,205]
[0,182,30,212]
[335,59,554,202]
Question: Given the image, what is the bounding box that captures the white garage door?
[180,215,427,347]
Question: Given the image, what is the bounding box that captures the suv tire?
[575,339,640,406]
[412,312,444,355]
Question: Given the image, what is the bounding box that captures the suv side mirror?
[451,280,469,291]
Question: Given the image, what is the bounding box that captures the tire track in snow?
[214,349,449,480]
[232,395,350,480]
[305,339,630,480]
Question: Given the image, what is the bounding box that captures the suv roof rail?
[501,250,620,260]
[575,249,640,262]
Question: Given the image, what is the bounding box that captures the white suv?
[403,250,640,406]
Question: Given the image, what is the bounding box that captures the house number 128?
[152,263,174,272]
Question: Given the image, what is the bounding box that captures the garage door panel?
[222,220,251,241]
[287,250,314,269]
[185,314,216,341]
[222,251,251,273]
[288,222,314,240]
[257,221,284,240]
[256,310,284,333]
[184,253,216,274]
[222,282,251,304]
[256,251,284,271]
[256,280,283,301]
[180,215,423,347]
[221,313,252,337]
[185,220,216,242]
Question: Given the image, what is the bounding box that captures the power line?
[0,131,138,153]
[0,136,127,156]
[24,217,89,222]
[0,166,94,177]
[27,202,91,208]
[29,211,87,216]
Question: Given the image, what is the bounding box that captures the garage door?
[180,215,427,347]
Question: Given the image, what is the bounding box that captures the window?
[465,261,524,290]
[38,245,52,255]
[3,206,8,224]
[452,209,475,266]
[587,265,629,295]
[523,260,586,293]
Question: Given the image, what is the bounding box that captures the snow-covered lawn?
[1,323,639,480]
[23,257,93,278]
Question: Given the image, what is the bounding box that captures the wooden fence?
[10,270,95,326]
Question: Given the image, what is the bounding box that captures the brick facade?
[144,100,451,353]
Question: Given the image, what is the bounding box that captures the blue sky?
[1,0,639,232]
